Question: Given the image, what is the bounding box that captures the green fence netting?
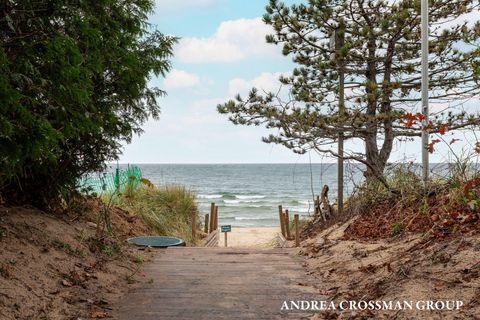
[78,165,142,195]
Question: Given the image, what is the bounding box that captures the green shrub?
[391,223,403,236]
[0,1,176,206]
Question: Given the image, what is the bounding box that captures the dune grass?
[341,159,480,239]
[115,184,199,245]
[348,161,480,212]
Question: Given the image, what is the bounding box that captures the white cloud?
[163,69,200,89]
[155,0,220,14]
[176,18,278,63]
[191,98,226,110]
[433,10,480,34]
[228,72,288,97]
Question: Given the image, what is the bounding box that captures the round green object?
[127,236,186,248]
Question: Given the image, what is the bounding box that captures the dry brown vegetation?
[300,165,480,319]
[303,165,480,242]
[0,198,156,319]
[302,221,480,319]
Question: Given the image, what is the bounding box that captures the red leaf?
[406,121,415,127]
[427,143,434,153]
[401,113,416,121]
[427,139,441,153]
[439,125,448,135]
[415,112,425,121]
[424,123,433,130]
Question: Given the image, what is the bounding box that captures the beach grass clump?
[116,184,198,244]
[345,164,424,217]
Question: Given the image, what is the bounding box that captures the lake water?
[120,164,364,227]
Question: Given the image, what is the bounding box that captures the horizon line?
[112,162,332,165]
[111,162,447,165]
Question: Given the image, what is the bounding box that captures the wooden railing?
[278,205,300,247]
[193,202,219,247]
[203,229,219,247]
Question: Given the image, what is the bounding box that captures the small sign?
[221,225,231,233]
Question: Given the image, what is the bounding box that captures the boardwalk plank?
[114,247,319,319]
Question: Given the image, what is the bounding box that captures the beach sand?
[218,227,280,248]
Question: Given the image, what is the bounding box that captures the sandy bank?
[217,226,280,248]
[301,219,480,319]
[0,201,156,319]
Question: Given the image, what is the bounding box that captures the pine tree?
[218,0,480,183]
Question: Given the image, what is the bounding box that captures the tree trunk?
[361,28,396,187]
[364,135,387,183]
[363,34,385,185]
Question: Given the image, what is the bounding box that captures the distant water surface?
[116,164,363,227]
[112,163,454,227]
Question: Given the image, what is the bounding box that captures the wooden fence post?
[191,212,196,239]
[209,202,215,233]
[214,206,219,230]
[204,213,209,233]
[285,209,291,240]
[278,205,286,237]
[294,214,300,247]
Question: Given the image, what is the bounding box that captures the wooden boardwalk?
[115,247,318,319]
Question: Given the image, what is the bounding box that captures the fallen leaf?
[95,299,109,305]
[326,287,339,295]
[442,219,455,227]
[90,310,109,318]
[62,279,73,287]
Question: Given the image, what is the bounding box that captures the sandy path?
[217,226,280,248]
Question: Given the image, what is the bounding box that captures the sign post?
[221,225,231,247]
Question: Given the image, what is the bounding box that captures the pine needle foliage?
[218,0,480,183]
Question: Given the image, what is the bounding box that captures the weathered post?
[278,205,286,237]
[204,213,209,233]
[209,202,215,233]
[191,212,196,239]
[214,206,219,230]
[294,214,300,247]
[285,210,291,240]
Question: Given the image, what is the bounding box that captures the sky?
[118,0,480,165]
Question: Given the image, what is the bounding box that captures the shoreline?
[217,226,280,248]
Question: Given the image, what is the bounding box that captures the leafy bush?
[0,1,176,206]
